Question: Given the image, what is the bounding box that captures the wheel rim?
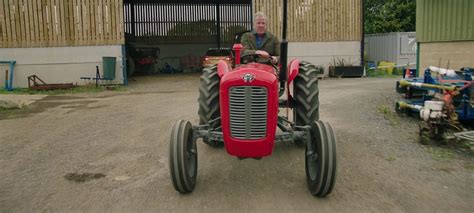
[307,126,322,181]
[307,149,318,181]
[186,133,197,177]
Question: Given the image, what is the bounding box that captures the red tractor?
[169,1,337,197]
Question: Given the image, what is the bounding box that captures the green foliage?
[331,57,356,67]
[366,68,401,77]
[365,0,416,34]
[377,104,399,126]
[427,147,454,161]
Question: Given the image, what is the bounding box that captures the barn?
[0,0,362,89]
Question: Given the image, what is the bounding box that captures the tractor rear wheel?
[294,61,320,145]
[169,120,198,193]
[305,121,337,197]
[198,66,222,147]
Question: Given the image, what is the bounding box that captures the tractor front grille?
[229,86,267,139]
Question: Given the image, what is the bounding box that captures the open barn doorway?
[123,0,252,77]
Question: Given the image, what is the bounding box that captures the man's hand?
[255,50,270,58]
[270,56,278,64]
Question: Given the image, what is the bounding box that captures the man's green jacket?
[241,31,280,58]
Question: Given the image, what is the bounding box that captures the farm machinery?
[168,0,337,197]
[395,66,474,140]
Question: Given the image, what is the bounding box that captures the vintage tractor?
[169,0,337,197]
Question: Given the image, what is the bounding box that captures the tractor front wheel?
[169,120,198,193]
[305,121,337,197]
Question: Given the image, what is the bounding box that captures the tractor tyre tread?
[294,61,320,146]
[198,66,222,147]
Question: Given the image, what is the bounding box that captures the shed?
[365,32,416,67]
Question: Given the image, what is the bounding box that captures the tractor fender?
[287,59,300,99]
[287,59,300,84]
[217,60,231,78]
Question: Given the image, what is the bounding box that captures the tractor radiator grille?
[229,86,268,139]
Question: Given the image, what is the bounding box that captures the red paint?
[219,66,279,158]
[217,60,231,78]
[234,63,278,76]
[287,59,300,84]
[286,59,300,101]
[233,43,243,65]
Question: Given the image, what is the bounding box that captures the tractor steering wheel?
[241,53,278,70]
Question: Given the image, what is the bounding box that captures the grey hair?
[254,12,267,22]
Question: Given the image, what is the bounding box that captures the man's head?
[254,12,267,35]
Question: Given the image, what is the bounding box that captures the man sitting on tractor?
[241,12,280,65]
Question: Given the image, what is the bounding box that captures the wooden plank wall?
[0,0,125,48]
[253,0,362,42]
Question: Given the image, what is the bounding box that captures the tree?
[364,0,416,34]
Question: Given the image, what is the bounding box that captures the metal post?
[216,2,221,48]
[279,0,288,82]
[130,2,135,36]
[4,70,8,90]
[360,0,365,66]
[416,42,420,77]
[96,66,100,88]
[122,45,128,86]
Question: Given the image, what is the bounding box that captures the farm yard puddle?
[113,176,131,181]
[64,172,106,183]
[0,96,100,120]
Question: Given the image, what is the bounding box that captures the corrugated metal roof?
[417,0,474,42]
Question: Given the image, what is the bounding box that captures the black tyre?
[305,121,337,197]
[198,65,222,147]
[395,102,406,114]
[169,120,198,193]
[294,61,320,145]
[395,81,407,94]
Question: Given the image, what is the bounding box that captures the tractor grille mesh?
[229,86,267,139]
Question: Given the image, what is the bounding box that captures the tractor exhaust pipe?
[279,0,288,82]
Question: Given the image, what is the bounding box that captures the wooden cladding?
[253,0,362,42]
[0,0,125,48]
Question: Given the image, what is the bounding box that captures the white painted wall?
[0,45,124,89]
[288,41,361,76]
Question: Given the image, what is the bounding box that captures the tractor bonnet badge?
[242,73,256,83]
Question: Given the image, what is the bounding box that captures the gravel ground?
[0,74,472,212]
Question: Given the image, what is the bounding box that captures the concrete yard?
[0,74,472,212]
